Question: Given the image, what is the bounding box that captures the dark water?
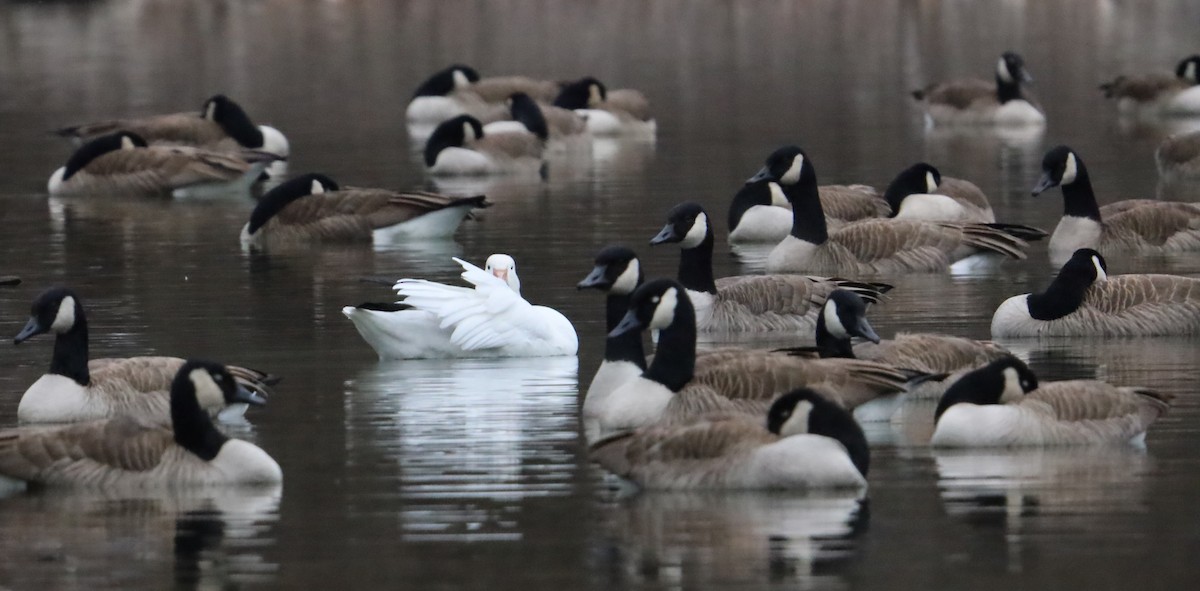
[1,0,1199,588]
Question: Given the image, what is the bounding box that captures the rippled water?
[1,0,1199,588]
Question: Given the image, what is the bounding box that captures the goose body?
[751,147,1034,274]
[0,361,281,489]
[589,389,868,490]
[727,181,887,243]
[424,115,545,176]
[553,77,656,136]
[1156,130,1200,181]
[48,132,276,197]
[13,288,275,426]
[912,52,1045,126]
[991,248,1200,337]
[931,357,1172,447]
[406,65,560,124]
[240,174,488,249]
[885,163,996,223]
[343,254,578,359]
[1033,146,1200,263]
[1100,55,1200,115]
[55,95,289,158]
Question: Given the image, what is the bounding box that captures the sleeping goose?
[911,51,1045,126]
[423,115,545,176]
[55,94,289,158]
[482,92,586,141]
[553,77,656,136]
[931,356,1173,447]
[650,201,891,332]
[1155,129,1200,182]
[0,360,282,489]
[405,64,561,124]
[584,278,919,438]
[342,254,577,359]
[589,388,868,490]
[727,179,887,243]
[12,287,276,425]
[753,146,1036,274]
[240,173,488,249]
[884,162,995,223]
[1100,55,1200,116]
[1032,145,1200,263]
[991,248,1200,337]
[48,132,278,198]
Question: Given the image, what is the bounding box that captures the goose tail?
[954,223,1030,260]
[982,223,1050,242]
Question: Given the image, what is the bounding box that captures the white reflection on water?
[342,356,579,541]
[594,491,867,589]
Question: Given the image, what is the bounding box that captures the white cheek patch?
[649,287,678,330]
[822,301,849,338]
[767,182,788,207]
[120,136,136,150]
[204,101,217,120]
[997,58,1014,83]
[780,156,804,185]
[311,180,326,195]
[1061,152,1078,185]
[1091,256,1108,281]
[680,213,708,249]
[452,70,470,90]
[1185,61,1197,83]
[926,171,938,193]
[611,259,640,295]
[462,121,477,141]
[588,84,603,106]
[779,400,814,437]
[51,296,76,332]
[1000,367,1024,402]
[189,368,226,409]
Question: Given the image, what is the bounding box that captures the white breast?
[429,148,497,176]
[894,194,968,222]
[591,376,674,437]
[990,295,1040,338]
[765,235,821,274]
[1049,216,1104,263]
[738,435,866,489]
[1165,86,1200,115]
[729,205,793,243]
[207,440,284,484]
[406,96,467,122]
[685,289,717,330]
[993,100,1046,126]
[931,404,1038,447]
[17,374,102,423]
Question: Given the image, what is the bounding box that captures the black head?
[997,51,1033,85]
[747,146,811,188]
[424,115,485,166]
[821,290,882,344]
[412,64,481,98]
[577,245,642,295]
[1175,55,1200,84]
[1032,145,1082,196]
[201,94,263,148]
[650,202,711,250]
[171,360,266,460]
[553,77,607,109]
[609,278,688,338]
[883,162,941,215]
[507,92,549,140]
[61,131,147,180]
[14,286,85,344]
[767,388,870,477]
[934,356,1038,423]
[247,173,340,234]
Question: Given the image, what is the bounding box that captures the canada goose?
[912,51,1045,126]
[342,254,578,359]
[553,77,656,136]
[1155,129,1200,182]
[423,115,545,176]
[1032,145,1200,263]
[727,179,888,243]
[481,92,586,141]
[0,360,282,488]
[884,162,995,223]
[584,278,919,437]
[991,248,1200,337]
[406,64,561,124]
[55,94,289,158]
[240,173,489,249]
[589,388,868,490]
[752,146,1036,274]
[650,201,891,332]
[12,287,276,425]
[931,356,1173,447]
[48,132,277,198]
[1100,55,1200,115]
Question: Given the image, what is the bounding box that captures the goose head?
[996,51,1033,85]
[577,245,642,295]
[650,202,712,250]
[1176,55,1200,85]
[820,290,882,344]
[610,278,689,338]
[173,360,267,460]
[507,92,549,140]
[52,131,147,189]
[202,94,287,156]
[424,115,485,166]
[767,388,871,477]
[553,77,607,110]
[883,162,941,215]
[244,173,340,240]
[14,286,85,344]
[747,145,811,188]
[484,253,521,292]
[1026,248,1108,321]
[412,64,482,98]
[1032,145,1086,196]
[934,356,1039,422]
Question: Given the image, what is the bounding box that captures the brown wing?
[540,104,587,136]
[819,185,888,222]
[591,415,774,477]
[866,333,1009,375]
[938,177,992,212]
[471,76,561,103]
[1104,203,1200,246]
[691,352,909,409]
[915,79,997,109]
[57,112,229,146]
[0,417,174,482]
[1021,381,1170,422]
[831,219,963,264]
[472,132,544,159]
[1156,132,1200,166]
[601,89,652,121]
[1100,73,1185,101]
[713,275,833,317]
[1085,274,1200,314]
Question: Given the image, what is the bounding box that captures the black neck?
[643,298,697,392]
[248,180,312,233]
[812,408,870,477]
[604,293,646,368]
[172,383,230,462]
[50,314,90,385]
[814,314,856,359]
[1059,163,1102,221]
[934,367,1003,422]
[996,75,1022,104]
[216,103,264,148]
[727,181,772,231]
[677,230,718,294]
[785,175,829,244]
[423,122,464,167]
[1026,266,1092,321]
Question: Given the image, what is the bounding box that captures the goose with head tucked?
[1100,55,1200,116]
[584,278,921,439]
[991,248,1200,337]
[884,162,994,223]
[12,287,277,426]
[590,388,869,490]
[406,64,561,124]
[1032,145,1200,264]
[482,92,587,141]
[48,132,278,198]
[424,115,545,176]
[727,178,888,243]
[753,146,1035,274]
[0,360,282,489]
[650,201,891,332]
[342,254,577,359]
[553,77,656,136]
[931,356,1173,447]
[55,94,289,159]
[1155,129,1200,182]
[240,173,488,249]
[911,51,1045,126]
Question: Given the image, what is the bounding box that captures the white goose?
[342,254,578,359]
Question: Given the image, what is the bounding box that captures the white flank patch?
[779,400,814,437]
[680,212,708,249]
[611,259,640,295]
[649,287,679,330]
[190,368,226,410]
[1091,255,1108,281]
[780,155,804,185]
[823,300,849,338]
[1061,152,1078,185]
[768,182,788,206]
[997,57,1014,83]
[51,296,76,332]
[926,171,938,193]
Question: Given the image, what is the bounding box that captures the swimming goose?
[912,51,1045,126]
[1032,145,1200,263]
[584,278,918,438]
[0,360,282,488]
[406,64,561,124]
[991,248,1200,337]
[55,94,289,158]
[240,173,488,249]
[424,115,545,176]
[753,146,1035,274]
[589,388,868,490]
[931,356,1173,447]
[1100,55,1200,116]
[342,254,578,359]
[48,132,278,198]
[650,201,891,332]
[1155,130,1200,182]
[884,163,995,223]
[553,77,656,136]
[727,180,888,243]
[577,246,650,419]
[12,287,276,425]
